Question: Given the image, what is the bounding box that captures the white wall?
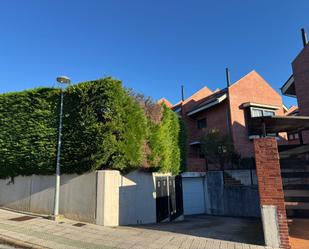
[119,171,157,225]
[0,170,165,226]
[96,170,169,226]
[0,173,97,223]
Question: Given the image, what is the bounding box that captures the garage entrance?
[182,176,205,215]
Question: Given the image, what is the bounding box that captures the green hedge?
[148,106,181,174]
[0,78,185,178]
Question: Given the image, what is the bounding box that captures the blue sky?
[1,1,308,107]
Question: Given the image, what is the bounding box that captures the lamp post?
[53,76,71,219]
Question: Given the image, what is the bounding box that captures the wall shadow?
[127,214,265,245]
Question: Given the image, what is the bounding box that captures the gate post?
[254,138,291,249]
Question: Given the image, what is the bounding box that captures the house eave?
[187,93,227,116]
[281,75,296,97]
[242,102,281,110]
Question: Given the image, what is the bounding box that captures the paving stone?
[0,209,278,249]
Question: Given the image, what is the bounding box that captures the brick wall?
[254,138,290,249]
[177,71,285,172]
[181,88,229,172]
[229,71,284,157]
[292,44,309,144]
[186,158,206,172]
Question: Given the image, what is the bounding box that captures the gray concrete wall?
[119,171,157,225]
[225,169,257,186]
[0,170,169,226]
[205,171,260,217]
[0,173,97,223]
[0,176,32,212]
[96,170,121,226]
[96,170,169,226]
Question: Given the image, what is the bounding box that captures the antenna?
[181,84,185,101]
[226,68,231,87]
[301,28,308,47]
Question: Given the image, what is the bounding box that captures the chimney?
[181,84,185,101]
[301,28,308,47]
[226,68,231,87]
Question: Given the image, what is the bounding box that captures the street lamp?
[53,76,71,219]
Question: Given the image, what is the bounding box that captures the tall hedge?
[0,78,184,178]
[0,88,59,178]
[147,106,181,174]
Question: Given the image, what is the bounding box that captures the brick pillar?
[254,138,290,249]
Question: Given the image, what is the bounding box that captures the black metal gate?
[156,175,183,223]
[280,158,309,218]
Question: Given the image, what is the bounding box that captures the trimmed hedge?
[0,88,59,178]
[0,78,185,178]
[147,106,181,174]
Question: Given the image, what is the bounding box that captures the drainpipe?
[226,68,233,140]
[225,68,235,169]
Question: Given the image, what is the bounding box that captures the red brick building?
[281,29,309,144]
[168,70,286,172]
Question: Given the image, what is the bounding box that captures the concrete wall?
[119,171,157,225]
[95,170,167,226]
[0,170,166,226]
[225,169,257,186]
[182,170,260,217]
[205,171,260,217]
[0,173,97,223]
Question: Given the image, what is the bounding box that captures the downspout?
[225,68,234,142]
[225,68,234,170]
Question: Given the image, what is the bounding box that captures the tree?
[200,129,238,170]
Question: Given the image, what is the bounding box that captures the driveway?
[0,209,275,249]
[289,218,309,249]
[133,215,265,245]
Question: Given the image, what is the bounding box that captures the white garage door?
[182,177,205,215]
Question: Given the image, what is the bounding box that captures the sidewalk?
[0,209,275,249]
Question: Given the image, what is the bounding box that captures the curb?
[0,234,52,249]
[0,208,49,219]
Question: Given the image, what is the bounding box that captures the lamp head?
[56,76,71,84]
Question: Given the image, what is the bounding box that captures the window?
[246,107,277,139]
[263,110,276,117]
[251,108,263,117]
[251,108,275,117]
[189,145,204,158]
[197,118,207,129]
[288,133,299,141]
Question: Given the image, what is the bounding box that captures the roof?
[171,86,214,111]
[285,105,299,116]
[182,86,213,105]
[250,115,309,134]
[157,98,173,108]
[281,75,296,97]
[187,89,227,116]
[242,102,281,110]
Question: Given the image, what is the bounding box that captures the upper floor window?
[197,118,207,129]
[251,108,275,117]
[288,133,299,141]
[246,107,277,139]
